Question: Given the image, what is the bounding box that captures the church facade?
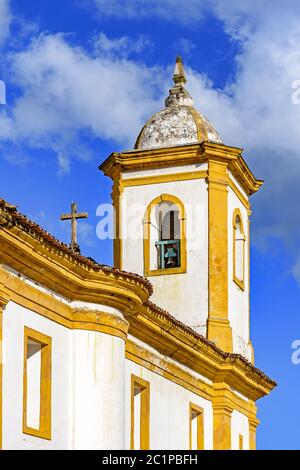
[0,58,275,450]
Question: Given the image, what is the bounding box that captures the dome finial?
[165,56,193,108]
[173,56,187,86]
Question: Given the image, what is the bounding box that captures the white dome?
[135,57,222,150]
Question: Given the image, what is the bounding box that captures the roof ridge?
[0,197,153,294]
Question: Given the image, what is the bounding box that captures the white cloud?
[93,32,152,58]
[2,0,300,281]
[78,221,96,248]
[176,38,196,56]
[0,33,166,172]
[87,0,300,282]
[89,0,207,24]
[0,0,11,45]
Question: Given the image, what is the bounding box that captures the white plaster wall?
[228,174,248,199]
[72,330,125,450]
[122,163,208,179]
[2,299,126,450]
[227,185,250,360]
[121,165,208,333]
[2,301,71,450]
[231,410,249,450]
[125,359,213,450]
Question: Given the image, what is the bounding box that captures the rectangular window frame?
[239,433,244,450]
[189,403,204,450]
[130,374,150,450]
[23,326,52,440]
[232,210,246,291]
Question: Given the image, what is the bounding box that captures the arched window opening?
[155,203,180,269]
[233,211,245,287]
[143,194,186,276]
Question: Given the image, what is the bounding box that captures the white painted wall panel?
[125,359,213,450]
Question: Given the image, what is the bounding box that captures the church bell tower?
[100,57,263,361]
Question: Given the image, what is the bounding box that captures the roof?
[0,198,153,295]
[0,196,276,393]
[135,56,222,150]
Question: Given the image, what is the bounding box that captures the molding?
[0,267,129,342]
[228,178,250,213]
[212,390,233,450]
[129,304,276,401]
[248,215,254,364]
[23,326,52,440]
[122,170,207,188]
[99,141,263,197]
[127,339,259,450]
[143,193,187,277]
[0,263,276,402]
[189,402,204,450]
[130,374,150,450]
[207,158,232,352]
[126,339,261,420]
[232,208,245,291]
[126,339,213,401]
[0,308,2,450]
[0,284,9,450]
[0,225,150,318]
[249,416,259,450]
[112,174,123,270]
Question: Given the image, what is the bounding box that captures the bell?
[164,247,178,267]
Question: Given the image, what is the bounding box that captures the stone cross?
[60,202,88,253]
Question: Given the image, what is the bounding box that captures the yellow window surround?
[143,194,187,276]
[239,433,244,450]
[189,403,204,450]
[130,374,150,450]
[23,326,52,440]
[232,208,245,291]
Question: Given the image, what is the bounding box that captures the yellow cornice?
[0,200,276,402]
[0,224,150,317]
[129,302,276,401]
[99,141,262,197]
[1,267,129,341]
[122,170,207,188]
[126,339,256,418]
[0,261,275,401]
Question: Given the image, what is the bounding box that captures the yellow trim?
[189,403,204,450]
[122,170,207,188]
[112,173,123,270]
[126,340,261,419]
[228,178,250,213]
[126,339,213,401]
[249,418,259,450]
[0,265,275,401]
[0,286,10,450]
[128,306,275,400]
[0,222,150,318]
[127,339,260,451]
[248,214,254,363]
[212,387,233,450]
[239,434,244,450]
[0,268,129,342]
[232,208,245,291]
[23,327,52,440]
[130,374,150,450]
[0,307,2,450]
[207,158,232,352]
[143,193,187,276]
[100,141,263,197]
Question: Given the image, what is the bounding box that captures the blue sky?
[1,0,300,449]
